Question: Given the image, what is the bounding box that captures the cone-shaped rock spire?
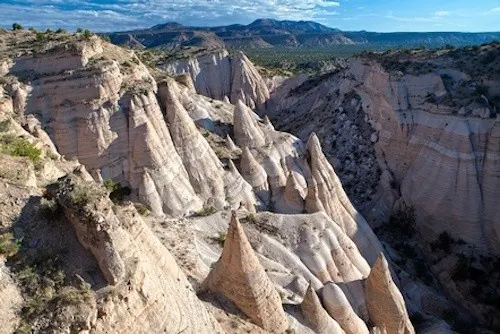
[263,115,275,130]
[203,212,288,332]
[163,81,225,204]
[226,134,238,152]
[276,172,305,214]
[322,283,369,334]
[224,160,257,212]
[240,147,270,204]
[306,132,383,265]
[233,100,266,148]
[301,283,345,334]
[365,253,415,334]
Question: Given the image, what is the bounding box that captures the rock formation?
[160,79,226,208]
[233,101,267,148]
[269,52,500,254]
[48,174,223,333]
[202,212,289,332]
[301,283,345,334]
[306,132,384,264]
[163,49,270,111]
[322,283,369,334]
[240,147,270,205]
[365,254,414,334]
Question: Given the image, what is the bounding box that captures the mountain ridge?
[106,18,500,50]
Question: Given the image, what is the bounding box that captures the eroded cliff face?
[270,50,500,254]
[0,29,419,333]
[268,45,500,328]
[162,49,270,111]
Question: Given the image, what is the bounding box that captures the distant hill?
[106,18,500,50]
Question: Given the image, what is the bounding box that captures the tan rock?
[202,212,289,332]
[276,172,305,214]
[365,253,414,334]
[49,174,222,333]
[233,100,266,148]
[240,147,270,205]
[301,283,345,334]
[224,159,257,212]
[306,132,384,264]
[226,134,238,151]
[322,282,369,334]
[161,79,226,207]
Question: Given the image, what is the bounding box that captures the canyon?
[0,27,498,334]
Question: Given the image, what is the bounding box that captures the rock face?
[202,212,289,332]
[49,174,222,333]
[322,283,369,334]
[269,52,500,254]
[365,254,414,334]
[301,283,345,334]
[163,49,270,111]
[305,132,384,264]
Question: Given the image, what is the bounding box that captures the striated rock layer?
[365,254,414,334]
[48,174,223,333]
[270,56,500,253]
[202,212,289,332]
[163,49,270,111]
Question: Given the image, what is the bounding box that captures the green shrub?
[0,137,42,164]
[194,205,217,217]
[82,29,93,39]
[55,28,67,34]
[388,206,416,237]
[134,203,150,216]
[0,119,11,132]
[0,233,21,257]
[243,213,257,223]
[12,23,24,31]
[36,32,46,42]
[69,183,106,206]
[218,232,227,247]
[431,232,454,252]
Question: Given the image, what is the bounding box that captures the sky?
[0,0,499,33]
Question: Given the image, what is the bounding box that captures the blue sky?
[0,0,499,32]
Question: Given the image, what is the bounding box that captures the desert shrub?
[218,232,227,247]
[82,29,93,39]
[194,205,217,217]
[69,183,106,206]
[0,119,11,132]
[388,206,416,237]
[134,203,150,216]
[12,23,24,31]
[0,233,21,257]
[36,32,46,42]
[12,248,94,333]
[103,179,131,204]
[0,137,42,164]
[76,28,83,33]
[431,231,454,252]
[243,213,257,223]
[55,28,67,34]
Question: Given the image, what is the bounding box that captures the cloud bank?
[0,0,341,31]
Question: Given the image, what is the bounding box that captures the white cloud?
[0,0,344,31]
[490,7,500,12]
[434,10,450,17]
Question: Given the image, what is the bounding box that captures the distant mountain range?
[106,18,500,50]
